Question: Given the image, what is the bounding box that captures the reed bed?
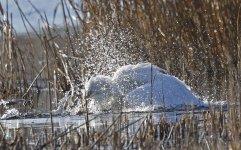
[0,0,240,106]
[0,0,239,109]
[0,108,240,150]
[0,0,240,149]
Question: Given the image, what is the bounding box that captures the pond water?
[0,111,184,141]
[0,81,219,149]
[0,87,209,149]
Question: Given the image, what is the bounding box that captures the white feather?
[85,63,203,111]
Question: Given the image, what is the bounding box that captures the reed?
[0,109,240,149]
[0,0,240,149]
[1,0,239,110]
[80,0,240,102]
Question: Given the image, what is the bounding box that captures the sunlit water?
[0,110,186,142]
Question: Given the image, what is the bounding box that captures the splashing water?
[76,23,148,77]
[1,108,19,120]
[85,63,205,113]
[58,23,148,113]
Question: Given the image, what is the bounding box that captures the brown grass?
[0,109,240,149]
[0,0,240,104]
[80,0,241,103]
[0,0,240,149]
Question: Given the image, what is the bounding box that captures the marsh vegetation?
[0,0,240,149]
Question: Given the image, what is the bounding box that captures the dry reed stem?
[22,64,47,98]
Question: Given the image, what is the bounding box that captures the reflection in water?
[0,88,59,116]
[32,88,59,113]
[0,112,184,139]
[0,84,196,148]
